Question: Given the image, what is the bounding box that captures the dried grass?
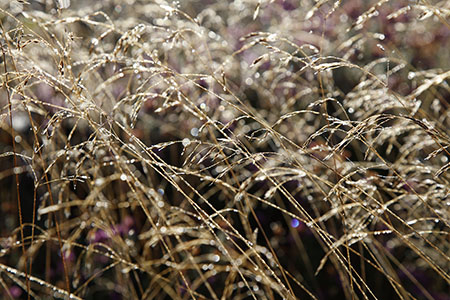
[0,0,449,299]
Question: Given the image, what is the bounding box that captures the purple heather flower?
[9,286,22,298]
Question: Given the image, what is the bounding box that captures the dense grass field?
[0,0,449,299]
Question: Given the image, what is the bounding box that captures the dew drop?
[13,167,21,175]
[182,138,191,147]
[190,128,199,137]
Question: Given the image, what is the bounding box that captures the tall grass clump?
[0,0,449,299]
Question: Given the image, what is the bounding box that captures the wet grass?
[0,0,449,299]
